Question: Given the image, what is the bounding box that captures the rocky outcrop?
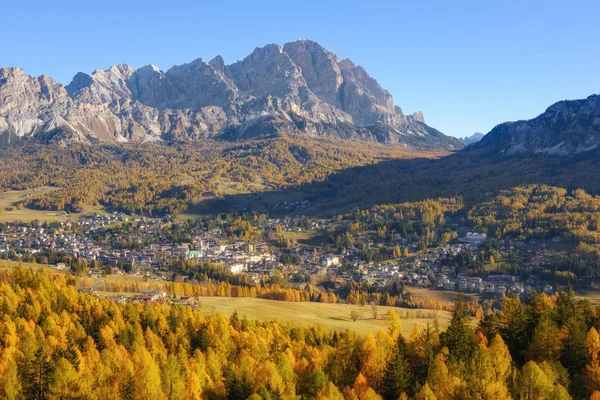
[470,95,600,156]
[66,64,135,105]
[282,40,343,108]
[458,132,484,146]
[0,67,70,137]
[0,40,462,149]
[408,111,425,124]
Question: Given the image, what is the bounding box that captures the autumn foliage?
[1,267,599,398]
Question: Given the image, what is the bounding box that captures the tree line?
[3,267,600,398]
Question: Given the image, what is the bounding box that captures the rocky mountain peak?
[224,43,306,100]
[252,43,284,57]
[209,56,225,72]
[0,66,24,79]
[409,111,425,123]
[470,94,600,156]
[0,40,462,149]
[282,40,343,108]
[458,132,484,146]
[66,72,95,94]
[130,64,164,83]
[67,63,135,104]
[338,59,356,70]
[109,63,136,78]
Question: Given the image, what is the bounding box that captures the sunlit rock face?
[0,41,461,149]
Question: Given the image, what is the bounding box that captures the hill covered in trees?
[0,137,436,216]
[5,134,600,221]
[2,267,600,399]
[206,143,600,217]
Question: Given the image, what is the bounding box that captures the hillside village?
[0,209,566,303]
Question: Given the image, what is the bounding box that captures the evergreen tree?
[230,310,241,331]
[22,347,55,400]
[555,285,576,326]
[121,372,136,400]
[440,293,475,365]
[227,374,254,400]
[499,296,530,364]
[382,336,413,399]
[562,316,588,368]
[62,334,80,371]
[302,370,330,398]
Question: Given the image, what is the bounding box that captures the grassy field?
[0,187,107,223]
[279,230,327,246]
[405,286,480,303]
[100,273,152,284]
[197,296,451,336]
[0,187,65,222]
[0,259,52,271]
[576,290,600,305]
[0,260,460,336]
[483,262,504,272]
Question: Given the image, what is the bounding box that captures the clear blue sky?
[3,0,599,138]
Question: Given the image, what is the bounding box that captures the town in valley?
[0,205,570,308]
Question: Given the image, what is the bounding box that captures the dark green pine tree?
[227,373,254,400]
[440,293,476,365]
[121,372,136,400]
[22,347,55,400]
[0,298,8,315]
[479,312,501,341]
[382,335,413,400]
[499,296,530,365]
[555,284,576,326]
[331,331,339,345]
[229,310,241,331]
[561,314,589,374]
[62,334,80,371]
[560,313,590,399]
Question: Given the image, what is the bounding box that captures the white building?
[321,255,340,267]
[225,263,245,275]
[461,232,488,246]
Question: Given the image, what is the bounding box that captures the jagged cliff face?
[0,40,461,149]
[471,95,600,156]
[459,132,484,146]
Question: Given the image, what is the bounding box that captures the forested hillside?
[0,138,433,216]
[469,185,600,243]
[2,267,600,399]
[5,137,600,220]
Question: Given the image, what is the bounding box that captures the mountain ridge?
[0,40,462,150]
[470,94,600,156]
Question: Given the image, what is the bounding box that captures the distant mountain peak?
[209,55,226,72]
[0,40,461,149]
[458,132,484,146]
[409,111,425,124]
[0,66,24,78]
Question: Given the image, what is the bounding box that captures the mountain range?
[0,40,462,149]
[471,95,600,156]
[458,132,484,146]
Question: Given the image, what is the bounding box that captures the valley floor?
[196,296,451,336]
[0,187,108,222]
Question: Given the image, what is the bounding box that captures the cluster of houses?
[81,288,196,307]
[0,211,568,300]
